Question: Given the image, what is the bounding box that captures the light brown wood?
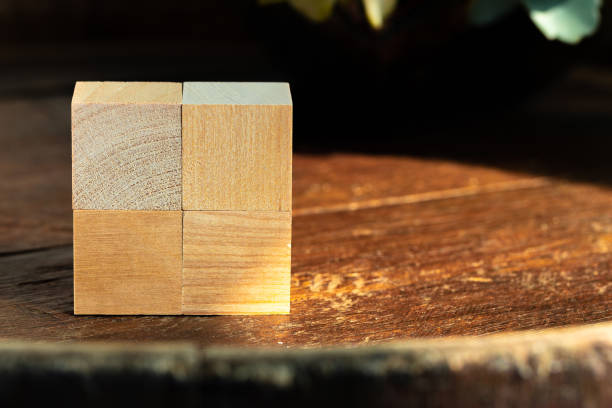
[182,210,291,315]
[72,81,182,105]
[73,210,182,315]
[182,82,292,211]
[71,81,182,210]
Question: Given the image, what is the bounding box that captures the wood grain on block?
[73,210,182,315]
[72,81,182,105]
[72,81,182,210]
[182,210,291,315]
[182,82,292,211]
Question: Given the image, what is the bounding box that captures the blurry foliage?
[259,0,602,44]
[362,0,397,29]
[525,0,602,43]
[258,0,397,28]
[472,0,602,44]
[259,0,337,22]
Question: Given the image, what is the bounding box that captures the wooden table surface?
[1,94,610,348]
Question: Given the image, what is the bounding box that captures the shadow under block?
[182,211,291,315]
[72,81,182,210]
[73,210,182,315]
[182,82,292,211]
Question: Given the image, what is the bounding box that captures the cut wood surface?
[72,81,182,105]
[183,211,291,315]
[182,82,292,105]
[182,82,292,211]
[72,82,182,210]
[73,210,183,315]
[0,96,610,346]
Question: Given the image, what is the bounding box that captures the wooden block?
[182,211,291,315]
[72,81,182,210]
[73,210,182,315]
[182,82,292,211]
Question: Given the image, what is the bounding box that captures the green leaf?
[288,0,337,22]
[524,0,602,44]
[362,0,397,29]
[469,0,521,25]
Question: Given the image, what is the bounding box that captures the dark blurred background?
[2,0,612,182]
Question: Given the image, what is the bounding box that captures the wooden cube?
[182,82,292,211]
[183,211,291,315]
[73,210,182,315]
[72,81,182,210]
[72,81,292,315]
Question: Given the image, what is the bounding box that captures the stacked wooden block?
[72,82,292,315]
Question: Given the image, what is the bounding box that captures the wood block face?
[73,210,182,315]
[182,82,292,211]
[72,81,182,210]
[72,81,293,316]
[182,211,291,315]
[72,81,182,105]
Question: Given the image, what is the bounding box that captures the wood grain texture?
[183,211,291,315]
[72,81,182,105]
[1,94,611,344]
[0,97,72,253]
[4,66,612,405]
[14,181,606,344]
[292,153,550,214]
[72,82,182,210]
[73,210,182,315]
[182,83,292,211]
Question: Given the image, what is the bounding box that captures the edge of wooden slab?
[0,322,610,405]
